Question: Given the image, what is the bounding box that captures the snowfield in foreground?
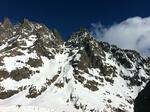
[0,106,50,112]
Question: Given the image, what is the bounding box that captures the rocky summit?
[0,18,150,112]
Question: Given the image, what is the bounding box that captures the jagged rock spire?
[67,27,94,46]
[2,17,13,29]
[23,18,29,23]
[20,18,32,29]
[52,28,64,45]
[78,27,88,33]
[22,18,30,25]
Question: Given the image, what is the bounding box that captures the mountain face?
[0,18,150,112]
[134,81,150,112]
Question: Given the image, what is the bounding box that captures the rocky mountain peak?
[67,27,93,45]
[20,18,32,26]
[18,18,35,33]
[51,28,64,45]
[22,18,30,23]
[1,17,13,29]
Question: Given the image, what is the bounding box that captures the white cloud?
[91,17,150,56]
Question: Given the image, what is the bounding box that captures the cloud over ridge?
[91,17,150,56]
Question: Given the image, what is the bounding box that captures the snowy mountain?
[0,18,150,112]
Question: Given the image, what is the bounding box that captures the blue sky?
[1,0,150,40]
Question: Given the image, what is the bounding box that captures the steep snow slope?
[0,19,150,112]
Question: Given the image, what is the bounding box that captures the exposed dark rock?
[55,82,64,88]
[134,81,150,112]
[10,67,32,81]
[52,28,64,45]
[46,75,59,86]
[0,86,4,91]
[26,75,59,98]
[74,74,85,83]
[114,51,133,69]
[121,74,143,86]
[84,80,99,91]
[26,86,38,98]
[0,90,19,99]
[2,17,13,29]
[0,70,9,80]
[105,77,114,84]
[26,58,43,67]
[67,28,105,72]
[114,108,126,112]
[26,86,47,98]
[20,18,33,31]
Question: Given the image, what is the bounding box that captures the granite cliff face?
[0,18,150,112]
